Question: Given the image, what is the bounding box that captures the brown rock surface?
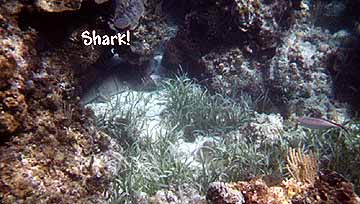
[0,2,111,204]
[206,171,360,204]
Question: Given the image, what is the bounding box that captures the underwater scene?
[1,0,360,203]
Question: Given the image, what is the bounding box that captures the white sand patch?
[87,88,218,168]
[87,90,166,139]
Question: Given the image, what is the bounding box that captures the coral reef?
[266,24,338,118]
[157,0,360,119]
[0,2,178,202]
[2,0,360,203]
[161,0,290,76]
[178,0,348,118]
[0,2,112,203]
[206,149,360,204]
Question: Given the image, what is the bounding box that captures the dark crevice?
[17,1,113,49]
[328,43,360,115]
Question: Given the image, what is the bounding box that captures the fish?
[296,116,349,134]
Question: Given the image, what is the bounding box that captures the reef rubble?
[206,170,360,204]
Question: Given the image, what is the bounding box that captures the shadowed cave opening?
[17,1,113,50]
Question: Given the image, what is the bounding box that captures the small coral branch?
[286,147,318,185]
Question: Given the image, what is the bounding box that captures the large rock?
[0,3,111,204]
[113,0,145,30]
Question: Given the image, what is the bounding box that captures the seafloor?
[1,0,360,204]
